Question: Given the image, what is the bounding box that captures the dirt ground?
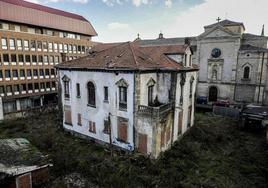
[0,111,267,188]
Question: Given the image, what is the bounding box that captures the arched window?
[243,66,250,79]
[87,82,95,106]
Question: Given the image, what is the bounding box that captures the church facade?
[139,19,268,105]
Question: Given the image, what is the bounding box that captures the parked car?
[213,98,230,107]
[196,96,208,105]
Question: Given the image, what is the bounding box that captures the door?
[138,133,147,154]
[178,111,183,135]
[209,86,218,102]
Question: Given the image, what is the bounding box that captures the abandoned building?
[138,19,268,105]
[0,0,97,121]
[0,138,52,188]
[56,42,198,158]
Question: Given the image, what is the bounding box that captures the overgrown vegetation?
[0,111,267,187]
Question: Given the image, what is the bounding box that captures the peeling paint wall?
[59,70,135,151]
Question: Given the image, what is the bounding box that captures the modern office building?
[0,0,97,120]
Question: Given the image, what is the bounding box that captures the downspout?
[233,49,240,102]
[257,52,265,103]
[133,73,136,151]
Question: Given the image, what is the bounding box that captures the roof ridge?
[129,42,139,69]
[94,42,128,54]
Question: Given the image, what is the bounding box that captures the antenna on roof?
[216,17,221,23]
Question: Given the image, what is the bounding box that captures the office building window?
[11,54,16,62]
[27,69,32,77]
[1,38,7,49]
[32,55,37,63]
[25,55,30,63]
[3,54,9,62]
[104,86,108,102]
[42,42,48,51]
[44,55,48,63]
[20,70,25,77]
[5,70,10,78]
[37,41,42,51]
[12,70,18,78]
[18,54,24,62]
[17,39,22,50]
[24,40,29,50]
[30,40,36,50]
[48,42,53,52]
[9,39,15,50]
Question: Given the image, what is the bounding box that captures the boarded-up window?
[117,117,128,142]
[89,121,96,133]
[17,173,31,188]
[64,106,72,125]
[77,113,82,126]
[178,111,183,134]
[138,133,147,154]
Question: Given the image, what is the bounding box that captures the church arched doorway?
[209,86,218,102]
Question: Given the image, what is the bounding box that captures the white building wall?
[139,73,171,105]
[59,70,135,151]
[173,71,197,141]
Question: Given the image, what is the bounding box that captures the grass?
[0,111,267,187]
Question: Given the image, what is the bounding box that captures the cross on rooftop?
[217,17,221,22]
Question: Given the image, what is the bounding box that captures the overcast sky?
[26,0,268,42]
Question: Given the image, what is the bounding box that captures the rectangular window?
[82,46,85,53]
[9,39,15,50]
[148,85,154,106]
[52,82,56,88]
[64,80,70,99]
[17,39,22,50]
[45,69,50,76]
[73,45,77,53]
[34,83,39,90]
[48,42,53,52]
[180,84,184,104]
[0,86,4,95]
[51,69,55,75]
[32,55,37,63]
[38,55,43,63]
[47,30,53,36]
[49,56,54,64]
[76,83,80,97]
[33,69,38,76]
[14,25,20,32]
[37,41,42,51]
[64,44,68,53]
[46,82,50,89]
[40,83,45,89]
[42,42,48,51]
[78,46,81,53]
[6,85,12,93]
[59,32,64,38]
[77,113,82,126]
[28,83,33,90]
[76,35,81,40]
[30,40,36,50]
[1,38,7,49]
[22,84,27,91]
[0,70,2,79]
[28,28,35,34]
[119,86,127,111]
[55,56,59,64]
[5,70,10,78]
[39,69,44,76]
[3,54,9,62]
[18,54,24,62]
[27,69,32,77]
[104,86,108,102]
[89,121,96,133]
[12,70,18,78]
[14,84,19,92]
[25,55,30,63]
[24,40,29,50]
[54,43,58,52]
[11,54,16,62]
[1,23,9,30]
[68,44,72,53]
[20,69,25,77]
[44,55,48,63]
[59,44,63,52]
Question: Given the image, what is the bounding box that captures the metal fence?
[213,106,240,119]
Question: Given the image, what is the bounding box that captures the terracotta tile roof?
[0,0,97,36]
[56,42,198,72]
[204,19,245,30]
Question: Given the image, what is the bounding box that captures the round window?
[211,48,221,58]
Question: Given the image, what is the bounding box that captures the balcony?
[138,102,173,117]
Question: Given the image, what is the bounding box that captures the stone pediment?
[198,25,240,40]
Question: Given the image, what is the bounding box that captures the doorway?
[209,86,218,102]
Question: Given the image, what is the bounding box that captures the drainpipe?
[233,49,240,102]
[257,52,265,103]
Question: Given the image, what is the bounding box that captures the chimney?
[158,32,164,39]
[261,25,265,36]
